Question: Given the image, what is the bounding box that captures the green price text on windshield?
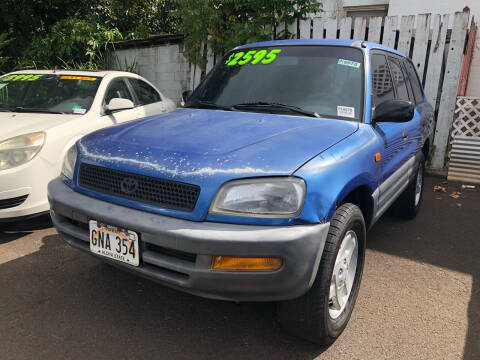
[225,49,282,66]
[1,74,42,82]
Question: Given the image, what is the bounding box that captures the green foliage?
[176,0,322,74]
[0,0,177,73]
[0,0,321,74]
[0,33,14,73]
[90,0,180,38]
[19,18,123,70]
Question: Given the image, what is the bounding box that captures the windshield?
[0,74,101,114]
[186,45,364,121]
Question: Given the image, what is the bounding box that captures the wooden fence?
[189,10,476,170]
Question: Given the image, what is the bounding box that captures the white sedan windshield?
[0,74,101,115]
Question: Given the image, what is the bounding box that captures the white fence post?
[353,17,366,40]
[325,18,337,38]
[312,17,324,39]
[397,15,415,55]
[382,16,398,48]
[339,17,352,39]
[431,11,470,169]
[410,14,431,81]
[368,16,382,44]
[423,14,449,106]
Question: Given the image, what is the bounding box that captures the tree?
[176,0,322,77]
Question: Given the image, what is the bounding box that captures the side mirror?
[105,98,134,114]
[181,90,192,104]
[372,100,414,123]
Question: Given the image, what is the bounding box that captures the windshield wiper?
[233,102,320,118]
[184,100,236,111]
[10,107,66,114]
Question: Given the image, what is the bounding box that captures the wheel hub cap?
[329,230,358,319]
[415,165,423,206]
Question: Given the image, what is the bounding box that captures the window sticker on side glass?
[337,106,355,118]
[337,59,361,68]
[1,74,43,82]
[225,48,282,66]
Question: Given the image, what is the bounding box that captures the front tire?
[277,203,366,345]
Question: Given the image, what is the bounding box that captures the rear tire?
[391,153,425,220]
[277,203,366,345]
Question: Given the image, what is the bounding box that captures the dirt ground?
[0,176,478,360]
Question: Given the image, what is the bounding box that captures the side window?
[129,78,161,105]
[404,60,424,104]
[388,57,410,101]
[371,54,395,107]
[104,78,134,104]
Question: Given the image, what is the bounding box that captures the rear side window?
[371,54,395,107]
[129,78,161,105]
[403,60,424,104]
[388,57,410,101]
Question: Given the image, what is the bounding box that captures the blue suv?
[48,39,434,344]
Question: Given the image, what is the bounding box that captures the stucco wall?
[114,43,190,104]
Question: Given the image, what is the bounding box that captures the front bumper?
[0,156,54,220]
[48,178,329,301]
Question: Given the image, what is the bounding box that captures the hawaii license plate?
[89,220,139,266]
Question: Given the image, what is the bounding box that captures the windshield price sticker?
[337,59,361,68]
[60,75,97,81]
[1,74,42,82]
[225,48,282,66]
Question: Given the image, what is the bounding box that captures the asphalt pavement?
[0,176,478,360]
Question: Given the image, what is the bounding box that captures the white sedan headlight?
[0,132,45,170]
[210,177,306,217]
[61,145,77,180]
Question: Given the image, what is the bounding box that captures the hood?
[79,108,358,180]
[0,112,78,141]
[77,108,358,221]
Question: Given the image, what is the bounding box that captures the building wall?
[343,0,388,7]
[114,43,190,104]
[387,0,480,27]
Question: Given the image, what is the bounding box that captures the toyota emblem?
[120,177,138,194]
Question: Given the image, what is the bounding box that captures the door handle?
[402,131,408,140]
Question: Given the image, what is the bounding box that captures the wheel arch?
[336,184,374,229]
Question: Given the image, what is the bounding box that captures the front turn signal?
[211,256,283,271]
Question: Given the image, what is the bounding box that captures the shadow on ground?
[0,177,478,359]
[367,177,479,359]
[0,233,325,360]
[0,214,52,244]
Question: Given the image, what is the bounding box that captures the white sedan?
[0,70,176,222]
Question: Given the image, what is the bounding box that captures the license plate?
[89,220,139,266]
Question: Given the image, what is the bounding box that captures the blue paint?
[69,39,434,226]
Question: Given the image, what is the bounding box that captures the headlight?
[0,132,45,170]
[61,145,77,180]
[210,177,306,217]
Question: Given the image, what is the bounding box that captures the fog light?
[211,256,283,271]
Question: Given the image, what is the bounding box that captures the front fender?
[295,124,382,222]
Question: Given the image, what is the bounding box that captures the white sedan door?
[100,77,140,125]
[126,77,172,118]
